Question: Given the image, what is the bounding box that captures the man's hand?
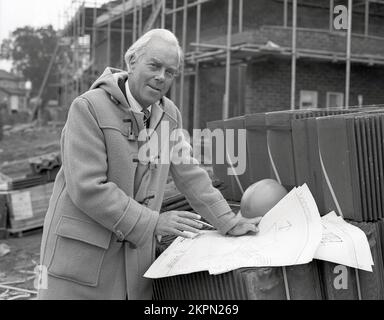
[227,212,262,236]
[155,211,203,238]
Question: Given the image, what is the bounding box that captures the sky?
[0,0,109,71]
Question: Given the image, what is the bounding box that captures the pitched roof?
[0,86,26,96]
[0,69,23,81]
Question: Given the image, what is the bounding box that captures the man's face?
[128,38,179,108]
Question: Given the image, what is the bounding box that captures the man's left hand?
[227,212,262,236]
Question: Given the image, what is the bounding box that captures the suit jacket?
[38,68,239,300]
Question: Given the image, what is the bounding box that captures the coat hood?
[88,67,177,126]
[90,67,130,109]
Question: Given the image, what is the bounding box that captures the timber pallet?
[6,225,44,238]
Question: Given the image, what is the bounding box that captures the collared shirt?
[124,80,164,242]
[125,79,152,115]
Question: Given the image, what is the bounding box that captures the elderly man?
[38,29,259,300]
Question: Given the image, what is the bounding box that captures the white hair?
[124,28,184,72]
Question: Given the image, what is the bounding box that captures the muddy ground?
[0,229,42,300]
[0,121,62,300]
[0,122,62,178]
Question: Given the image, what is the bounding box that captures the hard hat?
[240,179,288,218]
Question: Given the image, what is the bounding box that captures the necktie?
[143,108,150,129]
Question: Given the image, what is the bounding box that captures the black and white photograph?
[0,0,384,306]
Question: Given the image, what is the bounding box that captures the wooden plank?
[5,183,53,232]
[0,284,37,295]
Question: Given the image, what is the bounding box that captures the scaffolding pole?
[139,2,143,36]
[82,2,86,36]
[171,0,177,102]
[121,0,126,69]
[81,3,86,92]
[239,0,243,32]
[64,60,69,108]
[365,0,370,36]
[223,0,233,120]
[179,0,188,115]
[73,6,79,97]
[346,0,352,108]
[329,0,334,32]
[133,0,138,43]
[161,0,166,28]
[172,0,177,32]
[165,0,213,14]
[189,40,384,66]
[107,3,111,66]
[63,10,70,106]
[193,2,201,129]
[92,2,97,77]
[238,0,244,116]
[77,4,82,94]
[290,0,297,110]
[84,26,133,32]
[284,0,288,28]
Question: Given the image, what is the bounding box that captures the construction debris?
[0,283,37,295]
[5,293,31,300]
[0,243,10,257]
[0,122,62,179]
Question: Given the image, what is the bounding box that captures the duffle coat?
[38,68,239,300]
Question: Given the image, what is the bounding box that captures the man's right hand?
[155,211,203,238]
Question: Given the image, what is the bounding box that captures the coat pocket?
[47,215,112,287]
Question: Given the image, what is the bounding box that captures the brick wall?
[244,57,384,113]
[94,31,108,73]
[193,1,384,126]
[198,64,245,128]
[199,66,225,128]
[90,0,384,129]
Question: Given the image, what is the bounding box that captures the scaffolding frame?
[60,0,113,102]
[172,0,384,113]
[60,0,384,118]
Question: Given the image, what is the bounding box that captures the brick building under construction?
[57,0,384,132]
